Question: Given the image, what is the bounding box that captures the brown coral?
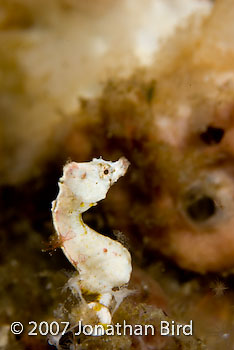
[65,0,234,273]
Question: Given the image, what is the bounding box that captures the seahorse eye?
[104,169,109,175]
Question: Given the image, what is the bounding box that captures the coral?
[3,0,234,349]
[65,0,234,274]
[0,0,211,186]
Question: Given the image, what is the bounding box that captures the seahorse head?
[60,157,130,205]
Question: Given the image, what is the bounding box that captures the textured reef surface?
[2,0,234,349]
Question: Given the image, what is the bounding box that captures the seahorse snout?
[111,157,130,184]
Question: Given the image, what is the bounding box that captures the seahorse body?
[52,157,131,328]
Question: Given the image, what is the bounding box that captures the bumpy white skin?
[52,157,131,328]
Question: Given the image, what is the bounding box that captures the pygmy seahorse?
[51,157,132,328]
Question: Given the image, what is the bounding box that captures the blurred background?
[2,0,234,349]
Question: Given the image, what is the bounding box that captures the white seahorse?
[51,157,132,328]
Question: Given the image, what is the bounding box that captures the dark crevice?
[200,126,224,145]
[186,195,216,222]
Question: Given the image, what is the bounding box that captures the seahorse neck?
[53,183,93,238]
